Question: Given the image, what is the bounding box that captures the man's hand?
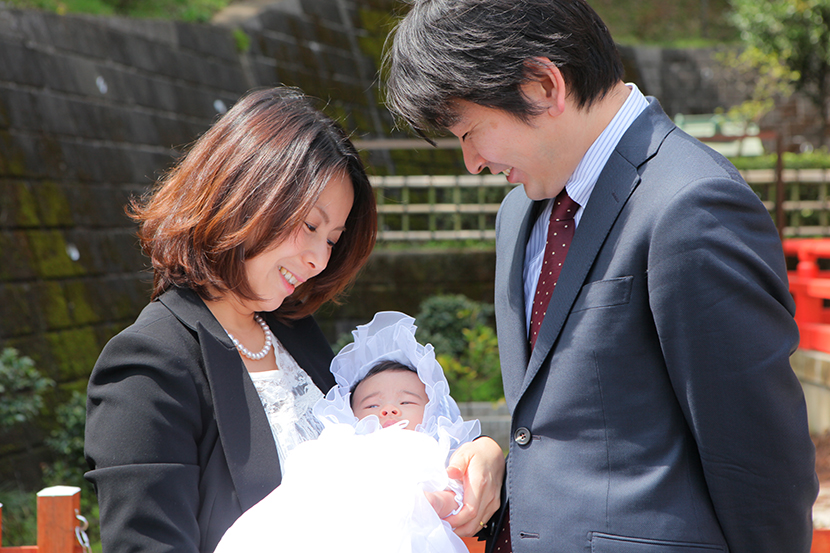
[442,437,505,537]
[425,489,460,519]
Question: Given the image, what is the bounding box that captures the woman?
[84,87,503,552]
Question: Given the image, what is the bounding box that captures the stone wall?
[0,9,249,483]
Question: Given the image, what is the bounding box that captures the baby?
[215,312,480,553]
[350,359,428,430]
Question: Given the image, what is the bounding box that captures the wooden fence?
[749,169,830,237]
[372,173,513,241]
[369,168,830,242]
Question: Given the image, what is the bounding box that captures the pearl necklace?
[225,314,274,361]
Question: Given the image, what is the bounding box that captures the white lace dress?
[247,337,325,474]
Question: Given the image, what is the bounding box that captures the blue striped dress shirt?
[522,83,649,331]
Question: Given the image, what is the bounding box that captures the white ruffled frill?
[215,422,469,553]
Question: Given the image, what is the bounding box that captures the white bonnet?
[313,311,480,454]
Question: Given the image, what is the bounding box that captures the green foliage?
[729,0,830,144]
[3,0,226,22]
[437,324,503,402]
[41,390,101,549]
[729,148,830,170]
[414,294,502,403]
[414,294,494,359]
[375,239,496,251]
[714,46,797,128]
[0,486,38,546]
[43,391,86,486]
[0,347,54,430]
[332,330,355,357]
[232,27,251,54]
[591,0,738,46]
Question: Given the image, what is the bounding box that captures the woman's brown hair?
[131,87,377,320]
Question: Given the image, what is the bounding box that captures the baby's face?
[351,370,427,430]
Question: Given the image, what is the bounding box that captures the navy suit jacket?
[493,99,818,553]
[85,286,335,552]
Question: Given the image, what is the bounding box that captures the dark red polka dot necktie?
[529,189,579,349]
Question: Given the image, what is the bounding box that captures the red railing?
[784,238,830,353]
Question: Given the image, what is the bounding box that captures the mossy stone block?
[45,326,99,382]
[27,230,87,278]
[35,181,74,227]
[64,279,100,325]
[0,131,30,179]
[30,279,99,330]
[0,282,37,336]
[92,275,149,323]
[38,280,72,329]
[3,181,40,226]
[0,230,37,280]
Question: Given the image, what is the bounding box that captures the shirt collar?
[565,83,649,209]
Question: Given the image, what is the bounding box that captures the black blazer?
[493,99,817,553]
[85,287,336,552]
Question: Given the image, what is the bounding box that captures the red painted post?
[36,487,82,553]
[795,244,823,350]
[814,529,830,552]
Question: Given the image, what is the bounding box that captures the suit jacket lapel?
[159,288,281,512]
[521,98,674,394]
[495,191,539,409]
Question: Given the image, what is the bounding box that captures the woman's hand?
[442,436,505,537]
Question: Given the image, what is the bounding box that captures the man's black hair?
[384,0,624,133]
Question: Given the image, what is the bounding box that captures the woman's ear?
[522,56,567,117]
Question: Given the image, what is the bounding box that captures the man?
[384,1,819,552]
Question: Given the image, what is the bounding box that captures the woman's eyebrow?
[312,204,347,232]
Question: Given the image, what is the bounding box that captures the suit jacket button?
[514,427,531,445]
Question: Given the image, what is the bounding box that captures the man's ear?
[522,56,567,117]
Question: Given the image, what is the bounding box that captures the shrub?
[41,391,101,548]
[415,295,503,403]
[414,294,494,360]
[43,391,88,487]
[730,149,830,170]
[0,348,53,546]
[0,486,38,546]
[0,347,54,430]
[437,324,503,402]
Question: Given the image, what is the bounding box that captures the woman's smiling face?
[241,172,354,313]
